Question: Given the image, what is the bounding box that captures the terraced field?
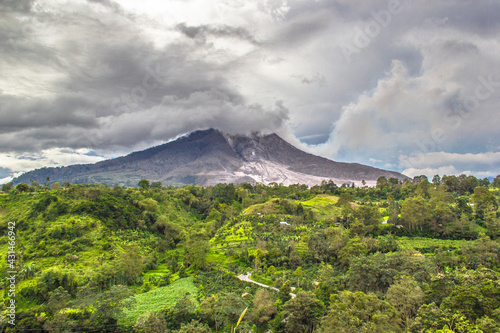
[120,277,199,326]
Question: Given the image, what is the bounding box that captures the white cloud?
[400,151,500,169]
[402,165,500,179]
[0,148,105,182]
[402,166,459,179]
[0,176,13,185]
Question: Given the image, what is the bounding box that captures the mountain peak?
[14,129,408,187]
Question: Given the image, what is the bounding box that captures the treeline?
[0,174,499,332]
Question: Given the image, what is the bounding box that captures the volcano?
[14,129,408,187]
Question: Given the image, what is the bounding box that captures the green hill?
[1,175,499,332]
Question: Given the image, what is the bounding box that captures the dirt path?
[237,272,296,298]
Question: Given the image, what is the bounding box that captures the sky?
[1,0,500,184]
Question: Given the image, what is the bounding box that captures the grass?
[120,276,199,327]
[397,237,470,254]
[295,241,309,255]
[299,194,344,219]
[208,221,257,269]
[242,200,281,215]
[206,247,240,266]
[143,264,170,276]
[249,274,274,287]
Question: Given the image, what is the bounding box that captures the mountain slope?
[14,129,408,186]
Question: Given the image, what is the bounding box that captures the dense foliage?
[1,174,500,332]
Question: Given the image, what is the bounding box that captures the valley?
[1,175,499,332]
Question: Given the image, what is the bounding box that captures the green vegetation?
[0,174,499,332]
[121,277,199,327]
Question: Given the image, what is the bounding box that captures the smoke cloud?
[0,0,499,181]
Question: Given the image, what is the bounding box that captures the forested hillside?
[1,174,500,332]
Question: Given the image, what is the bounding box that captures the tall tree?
[492,175,500,188]
[282,291,325,333]
[116,244,144,284]
[386,276,424,328]
[138,179,150,190]
[401,196,432,230]
[249,289,277,328]
[16,182,30,192]
[472,186,497,220]
[318,290,400,333]
[184,231,210,270]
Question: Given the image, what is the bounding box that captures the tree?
[293,267,304,288]
[166,293,198,329]
[176,320,211,333]
[249,289,277,327]
[430,201,456,233]
[338,236,368,266]
[267,265,277,277]
[386,276,424,328]
[308,231,334,262]
[492,175,500,188]
[88,285,135,332]
[16,182,30,192]
[50,182,61,190]
[439,267,500,321]
[413,175,429,184]
[236,187,248,203]
[442,175,460,194]
[415,177,431,198]
[432,174,442,185]
[116,244,144,284]
[45,286,71,315]
[134,312,167,333]
[400,196,432,230]
[184,232,210,270]
[211,183,236,204]
[376,176,388,190]
[44,312,78,333]
[388,177,400,186]
[151,181,162,189]
[138,179,150,190]
[278,281,292,304]
[347,252,436,296]
[318,290,400,333]
[476,308,500,333]
[200,295,225,331]
[472,186,497,220]
[282,291,325,333]
[411,303,485,333]
[154,215,185,246]
[460,175,479,195]
[1,182,13,192]
[200,293,247,331]
[355,205,381,226]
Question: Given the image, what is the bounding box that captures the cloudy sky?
[1,0,500,183]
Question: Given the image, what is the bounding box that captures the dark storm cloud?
[0,95,98,132]
[0,0,291,156]
[0,0,499,181]
[0,0,35,13]
[85,0,124,13]
[176,23,260,45]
